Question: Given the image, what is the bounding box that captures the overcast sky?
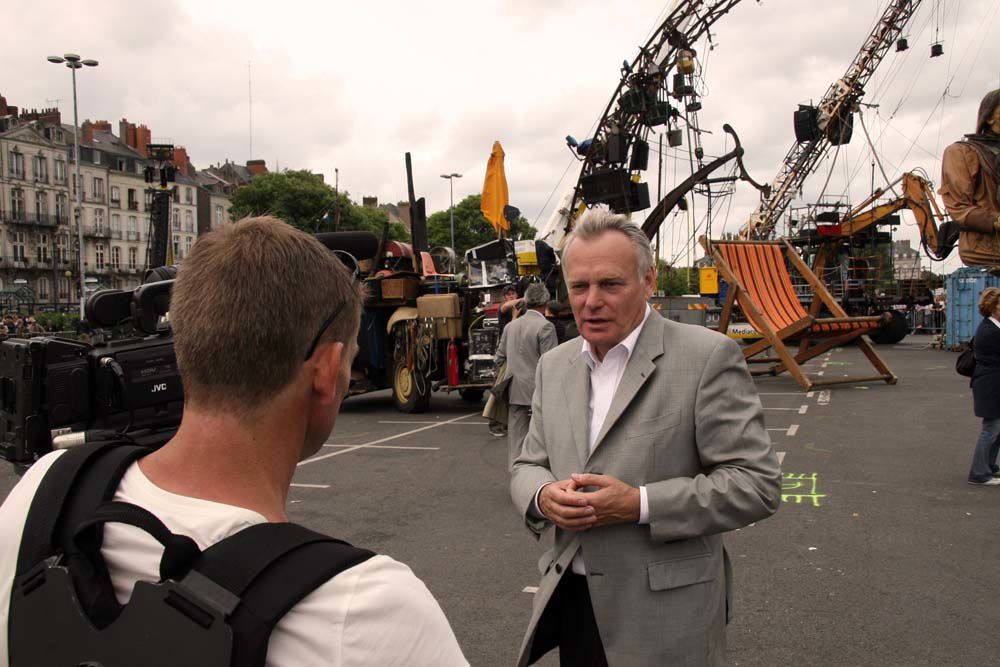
[6,0,999,271]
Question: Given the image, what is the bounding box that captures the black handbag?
[956,338,976,378]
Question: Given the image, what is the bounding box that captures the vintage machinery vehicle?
[783,170,958,343]
[344,155,556,413]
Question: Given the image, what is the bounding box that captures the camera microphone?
[51,430,124,451]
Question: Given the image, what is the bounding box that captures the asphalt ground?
[1,334,997,666]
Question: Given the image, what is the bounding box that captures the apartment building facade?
[0,96,235,312]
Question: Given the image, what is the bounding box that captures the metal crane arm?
[740,0,923,240]
[817,172,958,259]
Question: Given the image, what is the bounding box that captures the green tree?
[339,205,410,241]
[228,169,410,241]
[426,194,536,257]
[229,170,338,232]
[656,260,695,296]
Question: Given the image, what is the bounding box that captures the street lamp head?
[63,53,81,63]
[47,56,66,64]
[451,173,462,179]
[82,59,99,67]
[440,174,450,179]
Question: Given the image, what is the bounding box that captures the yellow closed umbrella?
[481,141,510,235]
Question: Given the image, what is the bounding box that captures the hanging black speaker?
[609,182,651,214]
[606,134,629,163]
[579,169,630,206]
[629,139,649,171]
[793,105,820,143]
[826,108,854,146]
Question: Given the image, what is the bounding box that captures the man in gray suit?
[510,210,781,666]
[496,282,559,470]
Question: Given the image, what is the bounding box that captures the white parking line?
[290,483,331,489]
[798,405,809,415]
[322,444,440,451]
[818,390,831,405]
[767,424,799,436]
[522,586,539,594]
[299,412,479,466]
[378,420,491,425]
[777,451,786,464]
[759,392,806,396]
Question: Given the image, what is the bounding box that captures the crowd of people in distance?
[0,314,45,338]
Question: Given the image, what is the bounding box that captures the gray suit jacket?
[510,314,781,666]
[495,310,558,406]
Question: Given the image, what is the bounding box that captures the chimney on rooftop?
[119,118,152,157]
[82,119,111,143]
[0,94,18,119]
[19,107,61,126]
[173,146,193,176]
[246,159,268,177]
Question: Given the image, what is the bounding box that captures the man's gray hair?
[562,209,655,277]
[524,282,551,308]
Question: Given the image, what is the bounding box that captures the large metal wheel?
[392,359,431,413]
[868,309,909,345]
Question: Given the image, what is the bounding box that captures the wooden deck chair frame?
[699,236,897,391]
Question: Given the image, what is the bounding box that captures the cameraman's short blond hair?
[170,216,362,414]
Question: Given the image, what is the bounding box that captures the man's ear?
[312,340,345,404]
[644,265,657,298]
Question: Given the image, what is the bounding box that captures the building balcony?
[110,198,121,208]
[33,175,49,185]
[0,212,66,227]
[84,193,106,204]
[127,201,140,211]
[5,256,59,270]
[126,231,141,241]
[110,229,123,240]
[8,171,25,181]
[84,226,111,239]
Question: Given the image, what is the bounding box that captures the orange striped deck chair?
[699,237,897,391]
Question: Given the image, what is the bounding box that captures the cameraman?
[0,217,468,666]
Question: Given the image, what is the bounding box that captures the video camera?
[0,232,378,466]
[0,275,181,465]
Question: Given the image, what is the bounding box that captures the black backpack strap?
[15,443,147,576]
[192,522,375,667]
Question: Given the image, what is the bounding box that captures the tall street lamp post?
[47,53,98,319]
[440,172,462,250]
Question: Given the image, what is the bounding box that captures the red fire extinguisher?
[446,340,460,386]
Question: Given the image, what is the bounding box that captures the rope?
[859,111,900,197]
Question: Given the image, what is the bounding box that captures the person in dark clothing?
[968,286,1000,485]
[498,285,525,334]
[545,300,579,344]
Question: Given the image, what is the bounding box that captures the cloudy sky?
[6,0,999,271]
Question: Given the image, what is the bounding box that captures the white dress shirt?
[530,306,654,576]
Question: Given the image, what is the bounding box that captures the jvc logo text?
[151,383,168,393]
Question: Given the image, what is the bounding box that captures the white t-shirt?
[0,450,468,667]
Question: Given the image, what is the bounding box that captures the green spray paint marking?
[782,473,825,507]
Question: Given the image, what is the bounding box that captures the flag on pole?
[481,141,510,235]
